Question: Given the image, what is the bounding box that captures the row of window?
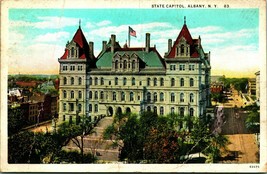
[88,77,195,87]
[62,102,98,113]
[114,59,137,70]
[170,64,195,71]
[63,77,83,85]
[86,91,195,103]
[147,106,194,116]
[61,65,83,71]
[63,90,83,99]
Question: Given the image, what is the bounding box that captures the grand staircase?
[64,116,120,162]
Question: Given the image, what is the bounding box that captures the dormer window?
[71,47,75,57]
[181,44,185,55]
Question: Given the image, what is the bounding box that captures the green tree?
[57,116,95,163]
[8,107,27,136]
[245,111,260,134]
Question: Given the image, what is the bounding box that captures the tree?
[245,111,260,134]
[57,116,95,163]
[8,107,27,136]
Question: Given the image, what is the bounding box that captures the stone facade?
[58,20,211,123]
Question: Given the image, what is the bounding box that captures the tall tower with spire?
[58,22,95,123]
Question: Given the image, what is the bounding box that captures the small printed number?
[249,165,259,168]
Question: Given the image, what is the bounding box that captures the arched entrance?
[107,106,113,116]
[116,107,122,115]
[126,107,131,114]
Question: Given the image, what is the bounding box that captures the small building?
[248,78,256,97]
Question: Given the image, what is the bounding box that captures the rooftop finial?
[79,19,81,28]
[184,16,186,25]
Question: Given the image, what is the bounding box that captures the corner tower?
[58,24,95,123]
[164,17,211,118]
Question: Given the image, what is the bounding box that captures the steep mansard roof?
[60,26,90,60]
[165,24,200,58]
[96,47,165,69]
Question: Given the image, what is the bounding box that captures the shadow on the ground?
[219,150,243,161]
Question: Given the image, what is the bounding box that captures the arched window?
[63,77,67,85]
[123,60,127,69]
[153,106,157,114]
[160,92,164,101]
[95,104,98,112]
[95,77,98,85]
[71,47,75,57]
[160,78,164,86]
[121,91,125,101]
[132,60,135,69]
[171,107,175,115]
[180,78,184,87]
[154,78,157,86]
[115,77,118,85]
[115,60,119,69]
[89,77,92,85]
[147,78,151,86]
[89,104,92,112]
[132,77,135,85]
[190,93,194,103]
[180,93,184,102]
[78,77,82,85]
[89,91,92,99]
[160,106,164,115]
[180,107,185,116]
[190,78,194,87]
[113,92,116,101]
[63,90,67,98]
[147,106,151,112]
[78,91,82,99]
[171,92,175,102]
[95,91,98,99]
[100,91,104,99]
[153,92,157,102]
[123,77,127,86]
[147,92,151,102]
[171,78,175,87]
[78,104,82,112]
[181,44,185,55]
[71,90,74,98]
[101,77,104,85]
[71,77,74,85]
[63,103,66,111]
[130,92,134,101]
[190,108,194,116]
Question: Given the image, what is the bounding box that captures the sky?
[7,8,259,77]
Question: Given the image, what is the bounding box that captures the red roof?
[165,24,199,58]
[73,27,88,48]
[60,27,89,60]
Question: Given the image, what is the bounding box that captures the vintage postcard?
[1,0,266,172]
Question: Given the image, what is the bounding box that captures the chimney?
[89,41,94,58]
[198,35,201,48]
[168,39,172,53]
[111,34,116,53]
[145,33,150,52]
[102,41,107,51]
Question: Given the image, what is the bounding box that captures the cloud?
[96,20,112,27]
[34,31,70,43]
[9,16,79,29]
[8,43,64,74]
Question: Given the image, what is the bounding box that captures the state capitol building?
[58,18,211,123]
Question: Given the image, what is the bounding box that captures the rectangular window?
[170,65,176,71]
[189,64,195,71]
[179,64,185,71]
[69,103,74,111]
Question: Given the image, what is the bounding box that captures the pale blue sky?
[8,8,259,77]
